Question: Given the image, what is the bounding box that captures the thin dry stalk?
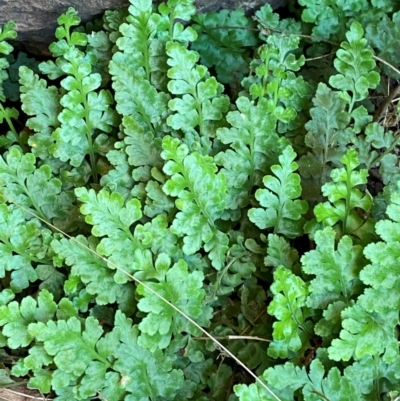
[0,388,51,400]
[194,335,271,342]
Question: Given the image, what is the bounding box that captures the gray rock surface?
[0,0,288,45]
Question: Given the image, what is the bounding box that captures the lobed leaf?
[109,0,170,128]
[137,256,212,351]
[166,41,230,147]
[264,233,299,270]
[215,96,283,215]
[265,359,361,401]
[28,315,119,398]
[75,187,142,238]
[162,136,229,269]
[19,66,61,159]
[50,41,118,183]
[0,290,57,349]
[301,227,364,309]
[51,235,135,312]
[314,148,373,237]
[0,148,75,222]
[113,311,186,401]
[357,189,400,314]
[357,122,400,186]
[328,305,398,363]
[0,204,59,293]
[267,266,312,359]
[329,21,380,112]
[298,83,354,202]
[208,234,257,298]
[299,0,366,40]
[249,145,308,238]
[242,33,310,126]
[191,8,258,87]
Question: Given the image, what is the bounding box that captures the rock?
[0,0,288,46]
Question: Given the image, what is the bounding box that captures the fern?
[191,8,258,89]
[301,227,365,309]
[249,145,308,238]
[0,22,23,149]
[166,41,230,151]
[215,96,284,217]
[75,187,157,279]
[242,32,311,127]
[51,235,135,313]
[301,227,365,341]
[19,66,62,160]
[298,83,354,203]
[0,148,74,222]
[236,359,363,401]
[329,21,379,131]
[32,8,119,184]
[267,266,313,359]
[357,122,400,188]
[137,256,213,351]
[358,186,400,314]
[1,2,400,400]
[313,148,373,239]
[161,136,228,269]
